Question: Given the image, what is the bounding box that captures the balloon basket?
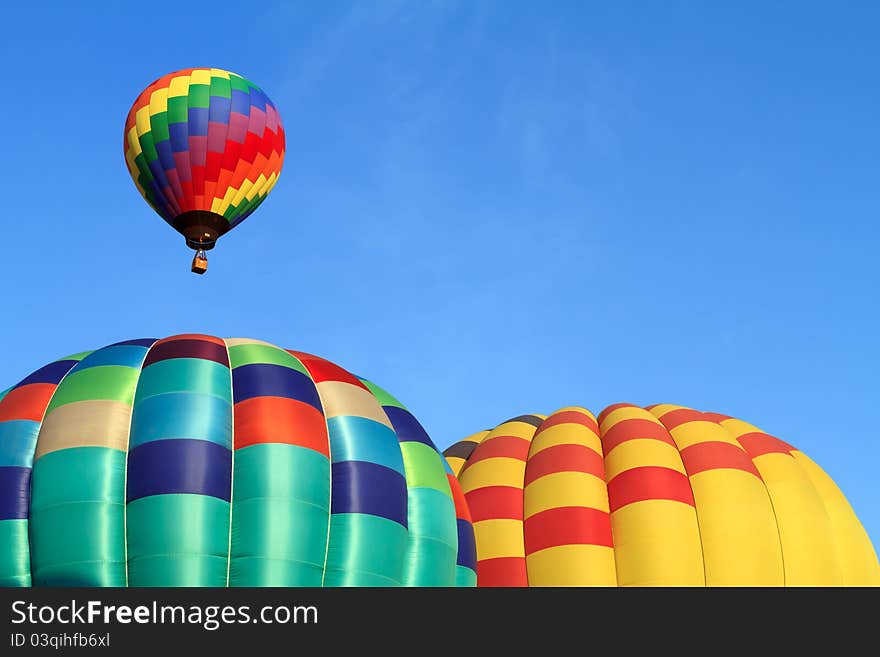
[191,253,208,275]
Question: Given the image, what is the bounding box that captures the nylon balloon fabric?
[445,405,879,587]
[0,336,475,587]
[123,68,285,236]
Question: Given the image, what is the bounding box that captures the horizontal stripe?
[505,415,544,428]
[16,360,78,387]
[526,544,617,586]
[537,410,598,433]
[0,467,30,520]
[134,359,231,404]
[680,441,761,477]
[523,471,609,518]
[233,397,328,455]
[524,506,613,553]
[127,439,231,501]
[703,412,732,423]
[231,364,321,411]
[465,486,524,522]
[466,435,531,465]
[69,345,149,372]
[0,420,40,467]
[602,418,676,453]
[527,423,603,456]
[652,407,703,430]
[459,457,526,489]
[442,440,479,460]
[598,403,638,426]
[129,392,231,448]
[490,420,542,440]
[669,421,743,450]
[317,381,392,427]
[456,518,477,569]
[524,443,604,486]
[384,406,433,446]
[34,400,132,458]
[46,366,138,411]
[473,519,524,560]
[291,352,367,388]
[604,438,687,481]
[142,339,229,367]
[227,342,308,373]
[477,557,527,586]
[736,432,794,457]
[330,461,407,526]
[109,338,157,348]
[0,385,56,422]
[358,379,406,410]
[607,466,695,512]
[327,416,404,474]
[399,441,449,492]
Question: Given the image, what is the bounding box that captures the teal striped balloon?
[0,334,477,587]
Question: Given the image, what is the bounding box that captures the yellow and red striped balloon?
[444,404,879,586]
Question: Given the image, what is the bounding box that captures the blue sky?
[1,2,877,548]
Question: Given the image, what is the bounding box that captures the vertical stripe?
[0,355,83,586]
[523,407,616,586]
[361,378,458,587]
[650,405,785,586]
[296,353,408,586]
[226,340,331,586]
[599,404,704,586]
[126,335,233,586]
[29,341,154,586]
[457,416,542,586]
[720,418,844,585]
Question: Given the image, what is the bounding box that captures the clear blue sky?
[1,2,877,548]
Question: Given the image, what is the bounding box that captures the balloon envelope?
[123,68,285,250]
[0,335,475,587]
[444,404,879,586]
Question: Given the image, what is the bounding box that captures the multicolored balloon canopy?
[123,68,285,273]
[444,405,879,586]
[0,335,476,587]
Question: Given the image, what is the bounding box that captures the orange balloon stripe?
[523,443,605,486]
[653,407,707,430]
[606,466,695,512]
[155,333,226,346]
[524,507,613,554]
[447,474,472,522]
[601,418,677,453]
[477,557,527,587]
[536,410,598,433]
[736,432,795,457]
[597,402,632,426]
[465,486,524,522]
[0,385,57,423]
[461,435,530,469]
[287,351,369,390]
[679,440,762,478]
[232,396,329,456]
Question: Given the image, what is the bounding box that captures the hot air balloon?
[123,69,285,274]
[444,405,879,587]
[0,335,476,587]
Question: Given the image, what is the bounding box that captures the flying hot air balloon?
[123,68,285,274]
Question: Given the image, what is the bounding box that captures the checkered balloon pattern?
[124,68,285,230]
